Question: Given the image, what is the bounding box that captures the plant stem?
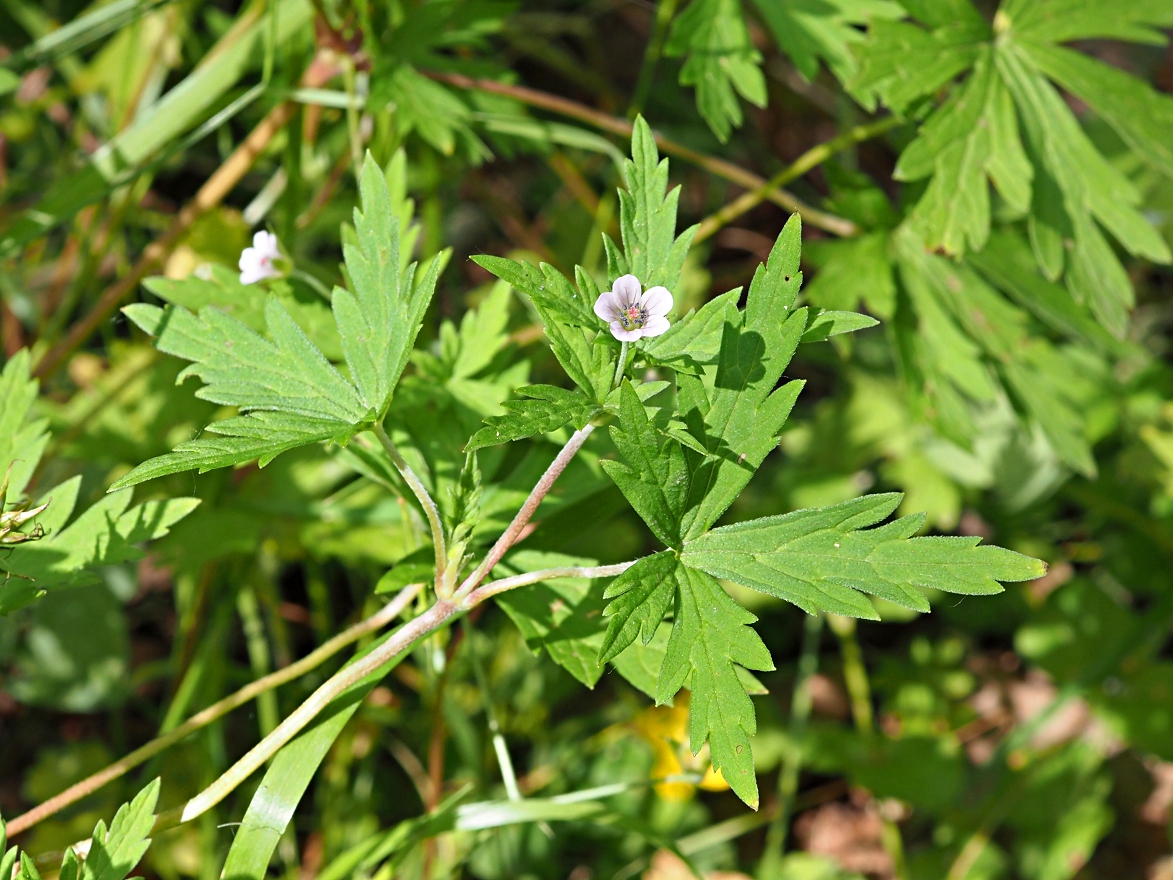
[628,0,679,118]
[759,612,822,878]
[462,620,522,802]
[374,421,447,588]
[457,425,597,598]
[175,596,459,826]
[469,562,636,603]
[5,584,421,838]
[424,70,859,238]
[827,614,873,735]
[613,341,630,389]
[693,116,901,244]
[236,586,279,738]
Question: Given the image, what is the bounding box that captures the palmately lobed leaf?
[336,153,444,417]
[682,493,1046,620]
[466,385,599,451]
[80,779,159,880]
[123,299,366,424]
[679,215,808,539]
[601,382,691,548]
[604,117,698,289]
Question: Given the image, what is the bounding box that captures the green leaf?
[19,853,41,880]
[658,565,773,808]
[601,382,690,548]
[682,493,1046,620]
[494,550,609,687]
[372,64,489,161]
[81,779,159,880]
[599,551,678,664]
[896,47,1032,254]
[467,385,599,451]
[336,154,444,417]
[997,44,1171,336]
[752,0,904,82]
[801,309,880,343]
[470,255,599,330]
[126,299,365,423]
[541,319,614,405]
[850,15,988,113]
[108,412,350,490]
[0,350,48,502]
[604,117,698,290]
[1023,41,1173,181]
[999,0,1173,45]
[680,216,808,539]
[664,0,767,141]
[1,489,199,613]
[642,289,740,368]
[804,232,896,319]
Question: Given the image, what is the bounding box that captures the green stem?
[374,421,447,588]
[827,614,873,735]
[759,612,822,878]
[4,584,421,837]
[236,585,279,737]
[462,620,522,802]
[613,341,630,389]
[628,0,680,118]
[694,116,900,243]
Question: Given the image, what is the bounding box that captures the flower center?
[618,302,646,330]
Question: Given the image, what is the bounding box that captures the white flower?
[593,274,673,342]
[238,231,282,285]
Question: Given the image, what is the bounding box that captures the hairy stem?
[5,584,421,838]
[469,562,636,604]
[457,424,597,597]
[759,612,822,877]
[424,70,859,238]
[694,116,900,243]
[374,421,448,587]
[613,341,630,389]
[176,596,459,825]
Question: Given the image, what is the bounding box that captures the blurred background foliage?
[2,0,1173,878]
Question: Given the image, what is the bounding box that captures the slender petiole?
[374,421,448,587]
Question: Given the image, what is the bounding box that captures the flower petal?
[641,286,673,318]
[253,231,275,254]
[612,274,642,304]
[610,321,644,342]
[594,290,621,321]
[641,315,670,338]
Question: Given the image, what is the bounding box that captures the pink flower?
[593,274,673,342]
[238,231,282,285]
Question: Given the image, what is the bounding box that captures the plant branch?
[694,116,901,244]
[173,595,459,827]
[32,52,343,381]
[5,583,421,838]
[424,70,859,238]
[374,421,447,587]
[457,424,597,598]
[468,562,636,604]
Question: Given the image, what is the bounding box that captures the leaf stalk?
[373,421,449,592]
